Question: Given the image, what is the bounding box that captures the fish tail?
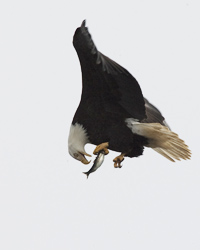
[83,172,90,178]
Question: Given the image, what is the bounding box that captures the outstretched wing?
[73,20,146,121]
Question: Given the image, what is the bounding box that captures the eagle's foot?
[113,154,125,168]
[93,142,109,155]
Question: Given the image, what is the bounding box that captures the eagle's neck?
[68,123,90,155]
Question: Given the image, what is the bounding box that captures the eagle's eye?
[73,153,79,158]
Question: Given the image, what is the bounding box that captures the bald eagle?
[68,20,191,168]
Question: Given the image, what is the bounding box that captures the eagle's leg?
[93,142,109,155]
[113,153,126,168]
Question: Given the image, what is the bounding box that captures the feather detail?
[125,119,191,162]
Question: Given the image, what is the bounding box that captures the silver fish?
[83,150,105,178]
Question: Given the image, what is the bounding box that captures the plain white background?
[0,0,199,249]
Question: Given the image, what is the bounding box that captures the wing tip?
[81,19,86,28]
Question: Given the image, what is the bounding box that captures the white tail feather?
[153,148,175,162]
[125,119,191,162]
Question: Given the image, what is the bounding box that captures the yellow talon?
[93,142,109,155]
[113,153,125,168]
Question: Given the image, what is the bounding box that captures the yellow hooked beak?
[80,151,92,165]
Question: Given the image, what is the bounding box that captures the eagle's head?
[68,123,91,164]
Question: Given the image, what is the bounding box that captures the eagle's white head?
[68,123,91,164]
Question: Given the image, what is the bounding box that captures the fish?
[83,150,105,178]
